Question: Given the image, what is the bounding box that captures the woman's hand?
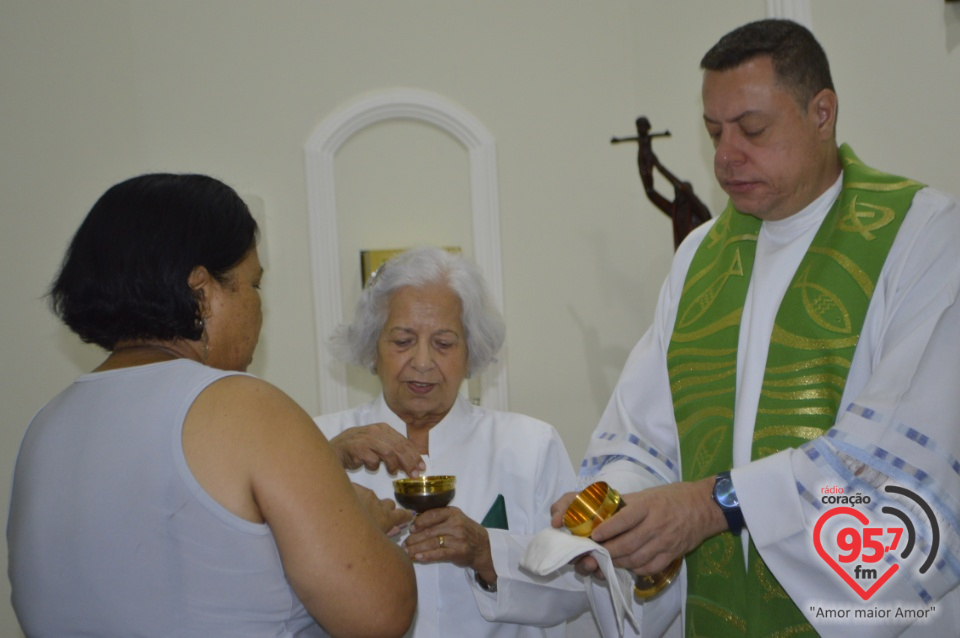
[330,423,426,477]
[352,484,414,537]
[403,507,496,586]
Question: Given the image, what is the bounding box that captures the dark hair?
[50,173,259,350]
[700,19,834,107]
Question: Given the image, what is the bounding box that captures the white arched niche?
[305,88,508,414]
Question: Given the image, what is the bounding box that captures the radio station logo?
[813,484,939,601]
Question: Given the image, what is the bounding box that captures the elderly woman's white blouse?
[315,393,591,637]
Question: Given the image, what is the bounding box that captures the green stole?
[668,145,922,637]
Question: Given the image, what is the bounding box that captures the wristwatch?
[474,571,497,593]
[711,471,745,536]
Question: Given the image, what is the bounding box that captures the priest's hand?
[329,423,426,477]
[592,478,727,577]
[403,507,497,587]
[549,491,578,528]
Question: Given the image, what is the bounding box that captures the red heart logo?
[813,506,899,600]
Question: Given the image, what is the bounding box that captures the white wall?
[1,1,958,635]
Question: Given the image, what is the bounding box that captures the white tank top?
[8,359,322,637]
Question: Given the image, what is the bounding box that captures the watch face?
[714,476,739,509]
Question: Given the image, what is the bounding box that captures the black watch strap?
[474,571,497,592]
[712,470,745,536]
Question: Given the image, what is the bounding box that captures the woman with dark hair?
[7,173,417,638]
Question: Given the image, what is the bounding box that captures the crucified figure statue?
[612,116,712,251]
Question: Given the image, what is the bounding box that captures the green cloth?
[668,145,923,637]
[480,494,508,530]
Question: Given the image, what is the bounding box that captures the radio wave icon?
[882,485,939,574]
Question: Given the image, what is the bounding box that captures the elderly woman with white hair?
[315,246,590,637]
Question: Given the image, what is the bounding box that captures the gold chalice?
[393,476,457,513]
[564,481,682,600]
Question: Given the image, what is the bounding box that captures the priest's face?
[702,55,838,221]
[376,283,468,430]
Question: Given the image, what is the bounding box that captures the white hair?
[328,246,505,377]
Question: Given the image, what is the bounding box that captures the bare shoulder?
[182,374,334,521]
[199,374,306,415]
[189,374,321,443]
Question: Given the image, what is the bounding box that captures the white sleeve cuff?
[732,450,806,548]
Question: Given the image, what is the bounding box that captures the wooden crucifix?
[612,116,712,251]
